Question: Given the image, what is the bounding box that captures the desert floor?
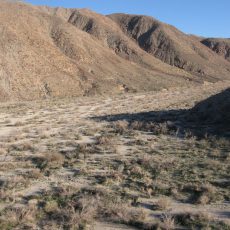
[0,81,229,229]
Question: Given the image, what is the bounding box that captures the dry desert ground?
[0,81,230,229]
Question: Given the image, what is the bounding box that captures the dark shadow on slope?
[190,88,230,127]
[91,109,224,139]
[91,88,230,139]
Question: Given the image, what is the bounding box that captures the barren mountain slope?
[44,8,197,79]
[0,1,198,101]
[108,14,230,81]
[201,38,230,61]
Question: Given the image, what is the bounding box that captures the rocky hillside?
[108,14,230,80]
[0,1,229,101]
[201,38,230,61]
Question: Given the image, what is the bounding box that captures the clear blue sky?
[25,0,230,38]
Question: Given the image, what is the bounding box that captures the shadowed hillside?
[190,88,230,134]
[92,87,230,137]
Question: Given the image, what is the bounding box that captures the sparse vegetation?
[0,84,229,229]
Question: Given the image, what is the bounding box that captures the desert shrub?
[153,198,172,210]
[112,120,129,135]
[27,169,43,179]
[98,195,147,226]
[35,187,98,229]
[32,152,64,171]
[183,183,218,204]
[174,212,229,229]
[130,121,173,135]
[13,121,24,127]
[196,184,218,205]
[0,206,37,229]
[95,135,113,145]
[44,200,59,214]
[10,142,34,152]
[161,213,176,230]
[130,165,148,179]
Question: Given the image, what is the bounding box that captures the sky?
[25,0,230,38]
